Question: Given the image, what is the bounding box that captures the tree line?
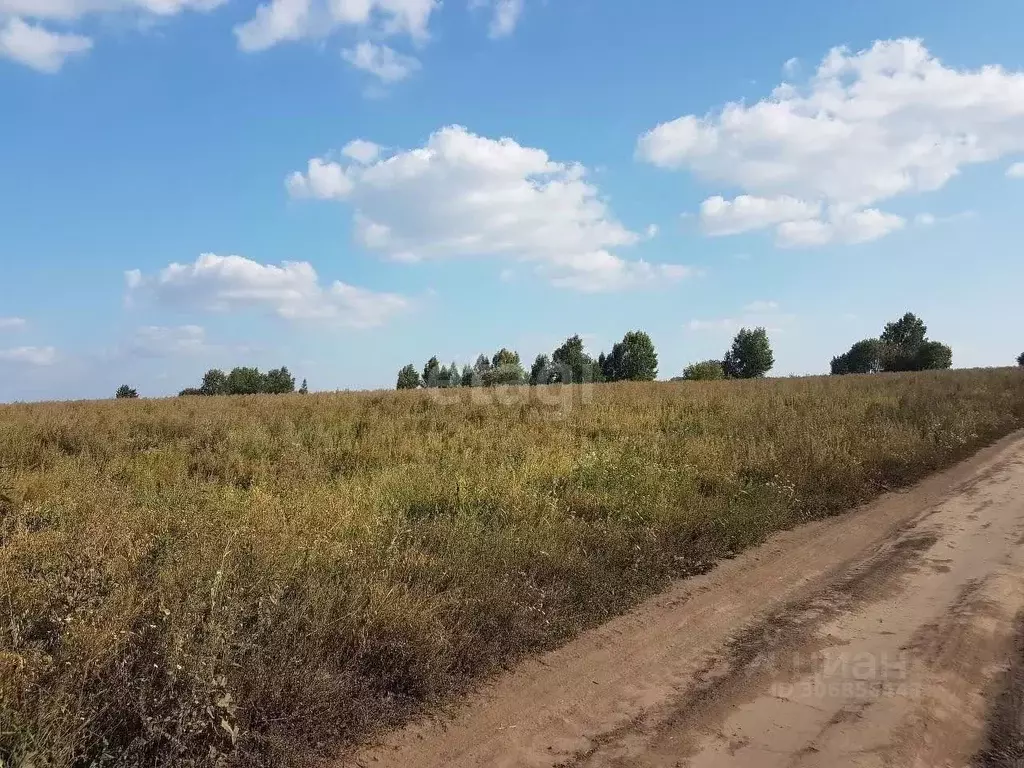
[112,311,1011,400]
[397,330,661,389]
[178,367,307,397]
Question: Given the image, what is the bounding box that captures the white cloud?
[775,207,905,247]
[488,0,522,37]
[700,195,820,236]
[235,0,437,52]
[1007,162,1024,178]
[0,316,27,330]
[0,0,224,21]
[342,40,419,84]
[125,325,211,357]
[0,346,56,365]
[127,253,410,328]
[914,212,937,226]
[782,56,799,76]
[0,17,91,72]
[0,0,223,70]
[287,125,690,291]
[743,300,778,312]
[638,39,1024,247]
[285,157,353,199]
[342,139,382,165]
[468,0,523,38]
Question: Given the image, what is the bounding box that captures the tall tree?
[447,360,461,388]
[115,384,139,399]
[298,378,309,394]
[200,368,228,396]
[529,353,552,386]
[487,348,526,386]
[226,366,265,395]
[422,356,442,388]
[879,312,929,371]
[264,366,296,394]
[1018,352,1024,367]
[723,327,774,379]
[551,334,600,383]
[460,364,476,387]
[603,331,658,382]
[396,364,421,390]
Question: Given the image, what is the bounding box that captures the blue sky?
[2,0,1024,400]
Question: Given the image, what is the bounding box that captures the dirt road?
[349,433,1024,768]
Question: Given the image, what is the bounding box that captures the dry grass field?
[2,368,1024,767]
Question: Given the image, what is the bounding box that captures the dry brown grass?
[2,368,1023,767]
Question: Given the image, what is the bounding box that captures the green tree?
[486,348,526,386]
[226,366,265,395]
[446,360,461,388]
[880,312,927,349]
[264,366,296,394]
[681,360,725,381]
[200,368,228,396]
[460,364,475,387]
[603,331,658,382]
[422,356,442,388]
[115,384,139,399]
[551,334,600,383]
[529,353,552,386]
[397,364,421,390]
[879,312,929,371]
[723,327,774,379]
[915,340,952,371]
[870,312,954,372]
[830,338,883,375]
[298,378,309,394]
[1018,352,1024,367]
[178,387,203,396]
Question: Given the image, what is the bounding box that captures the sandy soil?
[345,432,1024,768]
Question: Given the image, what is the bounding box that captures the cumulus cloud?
[285,158,353,199]
[0,316,27,330]
[0,16,91,72]
[0,0,223,70]
[700,195,821,236]
[0,346,56,365]
[126,253,410,328]
[342,40,419,84]
[1007,162,1024,179]
[235,0,436,51]
[638,39,1024,247]
[342,139,382,165]
[287,125,690,291]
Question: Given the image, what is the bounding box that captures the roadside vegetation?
[3,365,1024,767]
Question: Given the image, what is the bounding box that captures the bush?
[114,385,138,399]
[682,360,725,380]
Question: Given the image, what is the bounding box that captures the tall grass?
[2,369,1023,767]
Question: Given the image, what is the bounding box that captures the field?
[3,368,1024,767]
